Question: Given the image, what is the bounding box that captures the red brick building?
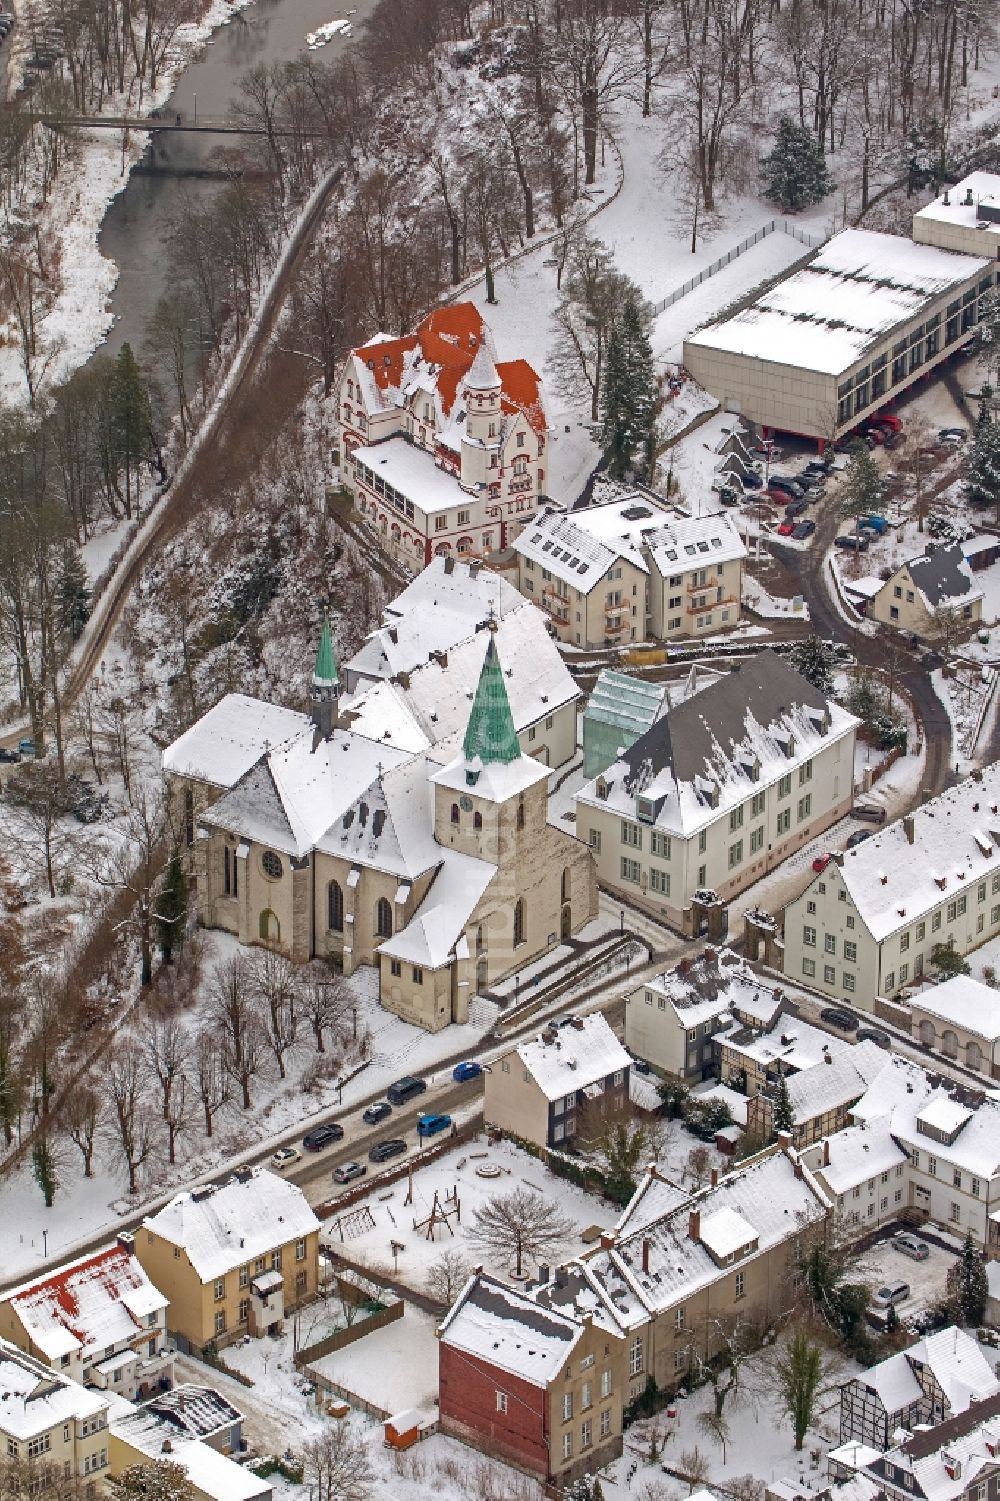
[437,1272,624,1485]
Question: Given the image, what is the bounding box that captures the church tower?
[310,615,340,748]
[461,341,503,491]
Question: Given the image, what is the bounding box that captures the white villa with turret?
[163,620,596,1031]
[334,303,547,575]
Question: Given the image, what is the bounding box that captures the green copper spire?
[313,614,339,688]
[463,632,521,765]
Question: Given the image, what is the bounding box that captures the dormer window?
[596,778,609,801]
[636,796,656,824]
[466,768,480,786]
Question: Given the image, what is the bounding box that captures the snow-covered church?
[163,622,597,1032]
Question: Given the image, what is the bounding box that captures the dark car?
[369,1138,408,1164]
[820,1007,859,1031]
[769,476,804,499]
[792,520,816,540]
[834,534,869,552]
[362,1101,392,1126]
[303,1121,344,1151]
[386,1075,427,1106]
[742,470,764,489]
[0,747,21,763]
[784,498,808,518]
[630,1056,651,1075]
[858,1027,891,1049]
[846,829,873,848]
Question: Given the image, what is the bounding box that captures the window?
[600,1408,611,1438]
[581,1418,593,1449]
[824,933,836,954]
[450,802,460,824]
[435,515,448,531]
[328,880,344,933]
[751,791,766,817]
[390,959,401,977]
[214,1310,226,1334]
[582,1380,593,1410]
[413,966,424,984]
[562,1434,573,1461]
[27,1436,50,1461]
[589,829,601,853]
[295,1237,306,1261]
[884,971,895,992]
[777,808,791,835]
[514,898,526,945]
[802,958,816,977]
[799,760,813,785]
[950,1203,961,1224]
[750,825,764,854]
[797,794,812,822]
[899,931,910,952]
[928,1155,937,1176]
[376,897,393,938]
[650,866,670,895]
[729,806,744,832]
[563,1392,574,1422]
[675,1306,685,1330]
[954,1168,963,1188]
[255,1257,266,1274]
[735,1270,745,1299]
[844,941,857,962]
[824,965,836,984]
[629,1336,644,1376]
[496,1392,508,1414]
[917,920,926,940]
[803,925,816,947]
[651,831,670,858]
[843,973,855,992]
[271,1248,282,1271]
[728,840,743,868]
[601,1369,612,1398]
[621,820,641,848]
[620,857,641,884]
[261,850,282,880]
[239,1297,250,1322]
[214,1277,225,1301]
[698,830,707,854]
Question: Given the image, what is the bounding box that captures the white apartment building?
[783,767,1000,1008]
[800,1124,909,1232]
[336,303,546,575]
[513,497,746,648]
[0,1339,111,1499]
[575,653,857,928]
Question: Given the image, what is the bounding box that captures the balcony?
[604,617,630,638]
[687,595,736,616]
[542,589,570,623]
[687,576,719,593]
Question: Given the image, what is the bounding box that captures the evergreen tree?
[967,408,1000,522]
[931,943,971,979]
[787,636,839,694]
[841,441,885,531]
[155,849,187,964]
[58,541,91,641]
[32,1136,56,1207]
[948,1230,988,1326]
[601,292,657,481]
[763,117,833,211]
[110,343,153,519]
[776,1330,823,1449]
[772,1069,794,1136]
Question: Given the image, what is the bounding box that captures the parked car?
[894,1232,930,1261]
[820,1006,858,1031]
[333,1161,367,1185]
[812,852,832,872]
[859,514,889,534]
[876,413,903,433]
[792,520,816,540]
[858,1027,891,1048]
[784,497,808,518]
[769,476,804,499]
[369,1137,408,1163]
[742,470,764,489]
[939,426,967,442]
[872,1279,911,1308]
[852,801,887,823]
[776,520,797,536]
[846,829,873,848]
[834,534,869,552]
[417,1113,453,1139]
[303,1121,344,1151]
[362,1101,392,1126]
[17,738,35,757]
[883,431,902,449]
[630,1056,651,1075]
[386,1075,427,1106]
[0,746,21,763]
[270,1146,300,1170]
[453,1061,483,1083]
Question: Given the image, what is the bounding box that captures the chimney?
[903,815,915,845]
[443,556,455,575]
[710,1167,719,1188]
[793,1158,803,1179]
[822,1138,831,1167]
[825,1051,833,1064]
[965,187,974,206]
[117,1232,135,1254]
[537,1263,550,1285]
[599,1231,617,1250]
[688,1209,701,1242]
[571,1017,584,1030]
[704,947,716,964]
[777,1131,792,1150]
[469,561,482,578]
[642,1238,650,1274]
[161,1440,173,1455]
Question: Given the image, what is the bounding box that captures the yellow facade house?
[0,1339,111,1500]
[134,1168,320,1355]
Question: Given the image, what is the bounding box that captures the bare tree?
[247,948,301,1080]
[206,955,268,1109]
[192,1028,230,1137]
[468,1187,574,1279]
[92,785,168,986]
[0,764,74,899]
[106,1044,153,1194]
[146,1017,189,1122]
[63,1081,101,1176]
[163,1074,188,1165]
[301,964,351,1053]
[300,1426,374,1501]
[425,1249,472,1310]
[686,1143,713,1189]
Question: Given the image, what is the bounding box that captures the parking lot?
[861,1227,959,1326]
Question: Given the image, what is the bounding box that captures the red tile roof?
[497,358,546,434]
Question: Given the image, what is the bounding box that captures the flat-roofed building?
[683,229,993,445]
[912,172,1000,259]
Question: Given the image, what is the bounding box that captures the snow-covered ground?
[863,1234,957,1323]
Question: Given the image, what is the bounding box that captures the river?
[96,0,371,368]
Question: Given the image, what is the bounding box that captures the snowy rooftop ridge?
[910,974,1000,1041]
[438,1272,587,1386]
[2,1242,167,1365]
[514,1014,631,1102]
[512,504,651,592]
[141,1168,319,1282]
[0,1339,107,1440]
[806,1122,907,1195]
[851,1053,1000,1180]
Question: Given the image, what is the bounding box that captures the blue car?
[417,1113,453,1139]
[453,1060,482,1083]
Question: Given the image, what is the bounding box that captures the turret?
[311,614,340,748]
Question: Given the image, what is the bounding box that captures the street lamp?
[620,908,625,936]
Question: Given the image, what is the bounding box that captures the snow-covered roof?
[851,1054,1000,1180]
[438,1273,584,1387]
[808,1123,907,1195]
[161,694,308,789]
[914,173,1000,242]
[513,505,650,593]
[344,558,523,688]
[641,949,788,1032]
[829,1440,885,1474]
[856,1349,923,1413]
[819,766,1000,943]
[376,846,496,969]
[146,1384,244,1440]
[431,744,549,804]
[142,1169,318,1282]
[784,1041,889,1120]
[0,1340,107,1440]
[864,1398,1000,1501]
[111,1405,272,1501]
[2,1243,167,1366]
[698,1205,757,1259]
[691,1081,750,1127]
[686,229,989,376]
[352,437,466,516]
[566,1148,830,1331]
[724,1015,855,1075]
[916,1097,973,1137]
[577,651,856,840]
[893,543,984,611]
[911,1327,1000,1414]
[643,512,746,576]
[513,1014,631,1102]
[910,975,1000,1042]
